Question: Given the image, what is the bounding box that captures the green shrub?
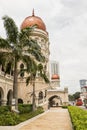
[0,105,44,126]
[62,106,68,109]
[0,106,10,114]
[68,106,87,130]
[19,106,44,122]
[18,104,32,114]
[0,112,20,126]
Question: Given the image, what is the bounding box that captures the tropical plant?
[25,62,49,111]
[68,92,81,101]
[0,105,44,126]
[0,15,45,110]
[73,92,80,100]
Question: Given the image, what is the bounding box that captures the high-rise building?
[80,79,87,88]
[49,61,60,88]
[50,61,59,76]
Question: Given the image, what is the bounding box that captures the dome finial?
[32,8,35,16]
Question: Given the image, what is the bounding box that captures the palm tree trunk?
[13,58,18,110]
[32,81,36,111]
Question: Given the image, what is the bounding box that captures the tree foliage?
[68,91,81,101]
[0,15,45,110]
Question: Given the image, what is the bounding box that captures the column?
[1,98,7,106]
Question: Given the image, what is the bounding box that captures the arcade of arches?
[0,75,68,108]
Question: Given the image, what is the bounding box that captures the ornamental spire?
[32,8,35,16]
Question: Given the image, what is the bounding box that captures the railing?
[0,70,13,80]
[38,99,43,104]
[38,98,47,104]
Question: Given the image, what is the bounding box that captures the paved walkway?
[0,107,73,130]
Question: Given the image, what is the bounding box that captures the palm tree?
[0,15,44,110]
[25,62,49,111]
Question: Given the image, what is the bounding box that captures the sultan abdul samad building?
[0,10,68,110]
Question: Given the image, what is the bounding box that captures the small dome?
[21,9,46,31]
[51,74,60,80]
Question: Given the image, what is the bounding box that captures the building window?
[20,63,24,77]
[38,91,43,100]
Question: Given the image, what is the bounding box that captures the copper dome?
[21,10,46,31]
[51,74,60,80]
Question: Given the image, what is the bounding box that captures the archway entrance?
[49,95,62,107]
[0,87,4,106]
[7,90,13,105]
[18,98,23,104]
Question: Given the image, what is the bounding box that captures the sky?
[0,0,87,94]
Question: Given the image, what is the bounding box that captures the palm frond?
[27,48,45,62]
[2,15,18,44]
[19,27,34,45]
[0,38,11,49]
[37,63,49,83]
[40,73,49,83]
[0,52,14,72]
[26,76,31,86]
[28,39,41,50]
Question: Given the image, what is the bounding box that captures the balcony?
[0,70,13,80]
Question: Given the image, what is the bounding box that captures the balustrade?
[0,70,13,80]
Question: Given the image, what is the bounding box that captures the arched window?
[1,66,4,72]
[0,87,4,106]
[39,91,43,100]
[7,89,13,105]
[20,63,24,77]
[18,98,23,104]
